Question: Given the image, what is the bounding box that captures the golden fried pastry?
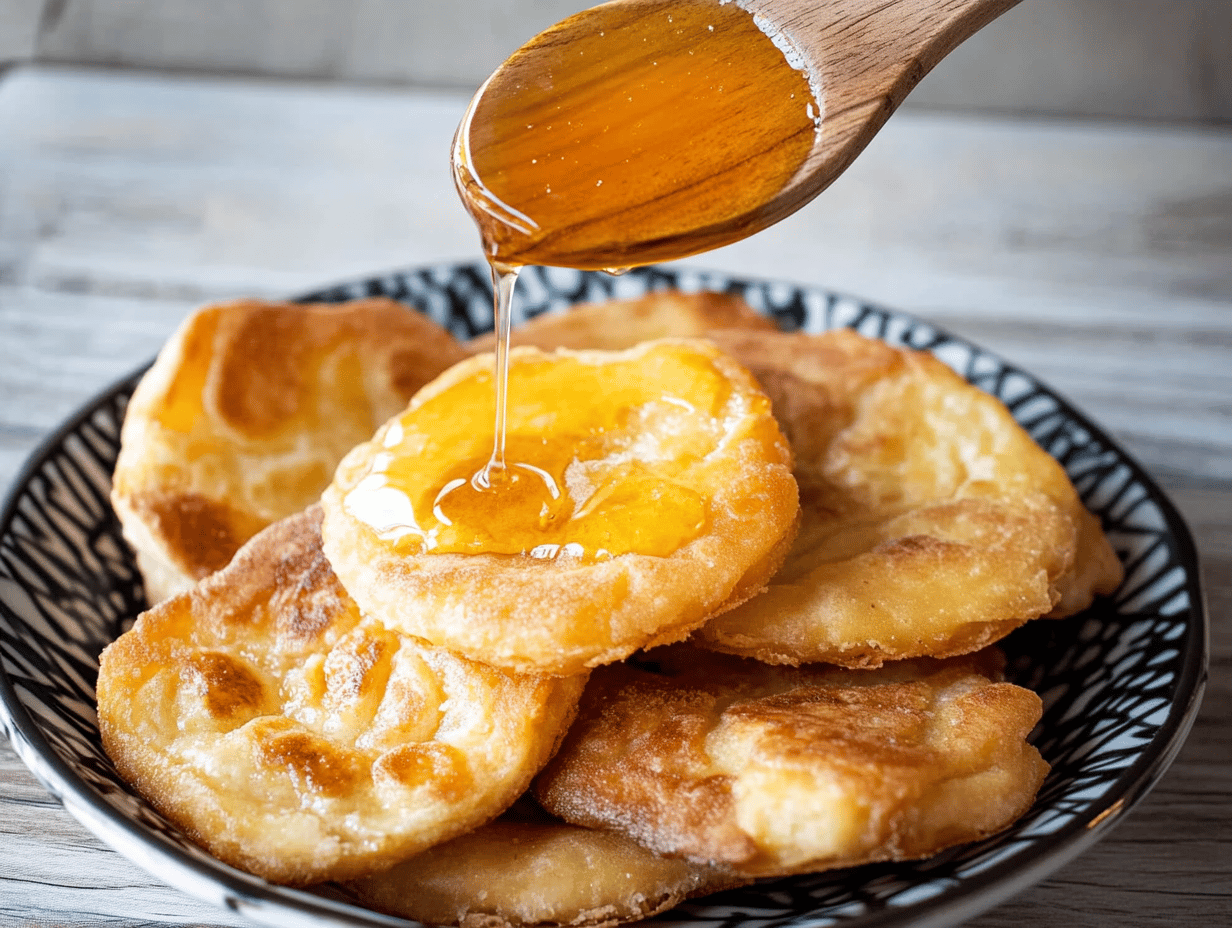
[693,329,1123,667]
[347,799,746,927]
[468,289,777,353]
[97,507,585,885]
[534,644,1048,877]
[321,339,799,676]
[112,297,470,602]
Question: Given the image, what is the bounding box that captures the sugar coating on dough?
[696,328,1123,667]
[534,645,1049,877]
[111,297,469,602]
[321,339,799,676]
[97,507,585,885]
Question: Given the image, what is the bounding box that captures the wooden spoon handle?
[753,0,1021,105]
[753,0,1021,222]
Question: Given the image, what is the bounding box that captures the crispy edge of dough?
[1049,504,1124,616]
[696,494,1078,669]
[534,646,1049,877]
[345,813,749,928]
[695,328,1122,665]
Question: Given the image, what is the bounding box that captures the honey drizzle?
[342,341,726,561]
[476,262,521,489]
[438,257,570,536]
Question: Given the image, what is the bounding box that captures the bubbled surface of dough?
[534,645,1049,877]
[111,297,469,602]
[97,508,585,885]
[696,329,1123,667]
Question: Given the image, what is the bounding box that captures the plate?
[0,262,1208,928]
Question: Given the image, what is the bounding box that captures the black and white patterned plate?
[0,263,1208,928]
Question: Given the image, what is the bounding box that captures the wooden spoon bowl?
[453,0,1020,270]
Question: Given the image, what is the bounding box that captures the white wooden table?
[1,65,1229,927]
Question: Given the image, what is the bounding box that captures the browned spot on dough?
[215,305,312,437]
[255,726,364,798]
[142,492,266,577]
[185,651,266,720]
[373,742,472,801]
[389,347,436,399]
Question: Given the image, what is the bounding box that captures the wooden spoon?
[453,0,1020,271]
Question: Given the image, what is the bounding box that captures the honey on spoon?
[454,0,1021,271]
[453,0,820,272]
[418,0,1021,556]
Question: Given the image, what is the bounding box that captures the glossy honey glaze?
[453,0,821,270]
[341,343,752,561]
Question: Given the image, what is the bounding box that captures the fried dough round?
[320,339,799,676]
[97,507,585,885]
[111,297,469,602]
[347,799,746,928]
[694,329,1123,667]
[534,644,1048,878]
[468,290,778,353]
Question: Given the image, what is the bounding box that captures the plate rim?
[0,262,1210,928]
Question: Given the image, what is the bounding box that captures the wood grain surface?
[0,65,1229,927]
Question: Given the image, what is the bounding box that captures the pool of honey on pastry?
[340,343,748,561]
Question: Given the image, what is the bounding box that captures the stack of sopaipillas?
[98,289,1121,928]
